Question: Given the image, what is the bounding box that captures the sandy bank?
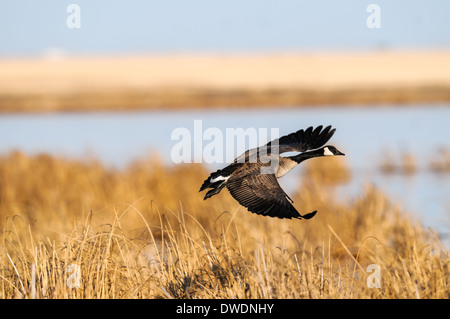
[1,51,449,112]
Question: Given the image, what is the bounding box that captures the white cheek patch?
[323,147,334,156]
[210,175,230,183]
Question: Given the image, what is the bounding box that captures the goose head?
[322,145,345,156]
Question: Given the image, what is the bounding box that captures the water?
[0,105,449,242]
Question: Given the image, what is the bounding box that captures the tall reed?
[0,151,448,298]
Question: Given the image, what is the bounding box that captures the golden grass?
[379,148,450,175]
[379,150,417,175]
[429,148,450,173]
[0,151,448,299]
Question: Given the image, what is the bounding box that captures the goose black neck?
[289,148,324,164]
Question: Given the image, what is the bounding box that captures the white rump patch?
[323,147,334,156]
[210,175,229,183]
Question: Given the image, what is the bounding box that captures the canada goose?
[199,125,345,219]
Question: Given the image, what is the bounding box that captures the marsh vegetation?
[0,151,447,298]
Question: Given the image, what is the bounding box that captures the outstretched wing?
[226,173,317,219]
[268,125,335,154]
[234,125,335,163]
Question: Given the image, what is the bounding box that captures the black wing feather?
[226,173,316,219]
[267,125,335,154]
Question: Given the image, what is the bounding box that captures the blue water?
[0,105,449,242]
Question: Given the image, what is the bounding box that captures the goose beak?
[336,150,345,156]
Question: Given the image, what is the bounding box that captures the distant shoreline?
[1,85,449,113]
[1,51,449,112]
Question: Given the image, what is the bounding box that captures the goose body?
[199,125,345,219]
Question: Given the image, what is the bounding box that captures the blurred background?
[0,1,449,242]
[1,0,449,55]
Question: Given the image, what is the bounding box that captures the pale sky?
[1,0,449,57]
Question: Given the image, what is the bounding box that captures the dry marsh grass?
[0,151,448,299]
[379,148,450,175]
[379,150,417,175]
[429,148,450,173]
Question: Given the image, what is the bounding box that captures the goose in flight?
[199,125,345,219]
